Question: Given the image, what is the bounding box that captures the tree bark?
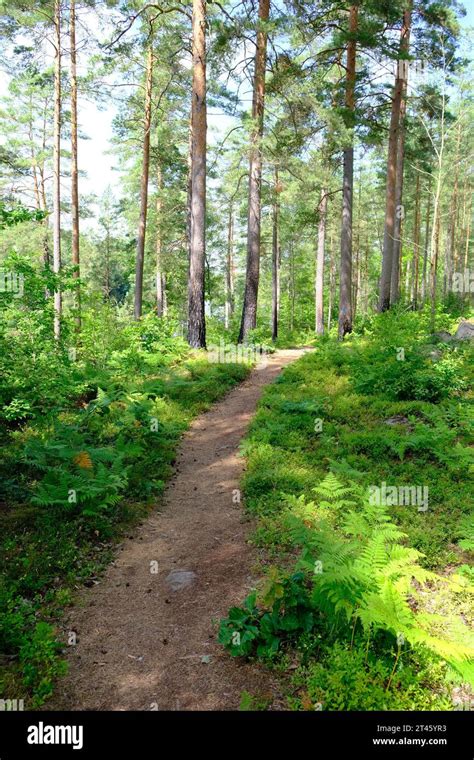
[447,121,461,292]
[53,0,62,340]
[70,0,80,330]
[327,228,335,332]
[315,187,328,335]
[338,3,358,339]
[412,172,421,308]
[379,3,411,312]
[271,166,281,341]
[390,82,408,305]
[289,242,295,332]
[39,96,51,270]
[353,169,362,319]
[134,43,153,320]
[238,0,270,343]
[187,0,207,348]
[224,202,234,329]
[430,210,440,328]
[155,164,165,317]
[363,231,369,314]
[457,174,468,276]
[463,191,471,280]
[420,188,431,304]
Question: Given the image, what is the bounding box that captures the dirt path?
[47,349,306,711]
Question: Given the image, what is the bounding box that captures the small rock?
[432,330,453,343]
[165,569,197,591]
[384,415,409,426]
[428,348,442,362]
[201,655,212,664]
[454,320,474,341]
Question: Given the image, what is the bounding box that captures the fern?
[458,514,474,553]
[287,474,474,683]
[312,471,356,510]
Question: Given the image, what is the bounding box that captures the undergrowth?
[0,292,250,706]
[219,309,474,710]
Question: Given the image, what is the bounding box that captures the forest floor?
[45,349,307,711]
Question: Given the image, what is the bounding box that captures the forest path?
[47,349,307,711]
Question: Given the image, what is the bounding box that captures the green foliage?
[291,642,452,711]
[348,311,471,402]
[218,572,316,660]
[0,202,45,230]
[221,474,474,682]
[19,623,67,706]
[239,690,272,711]
[221,317,473,709]
[240,313,473,568]
[0,299,251,705]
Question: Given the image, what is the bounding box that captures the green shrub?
[292,642,451,711]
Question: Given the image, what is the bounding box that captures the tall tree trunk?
[70,0,80,330]
[405,251,411,298]
[421,188,431,304]
[363,231,369,314]
[104,225,111,299]
[271,166,281,341]
[327,228,335,332]
[379,3,411,312]
[353,170,362,320]
[238,0,270,343]
[448,122,461,292]
[429,74,447,330]
[40,103,51,270]
[456,175,468,277]
[187,0,207,348]
[53,0,62,340]
[186,110,192,273]
[28,109,42,212]
[315,187,328,335]
[390,83,408,304]
[289,242,295,332]
[430,211,440,328]
[224,202,234,329]
[412,172,421,308]
[134,43,153,320]
[338,3,358,339]
[155,164,165,317]
[162,273,168,315]
[464,195,471,268]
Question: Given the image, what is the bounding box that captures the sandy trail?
[46,349,305,711]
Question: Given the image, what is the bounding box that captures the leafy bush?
[291,642,451,711]
[218,571,316,659]
[221,474,474,689]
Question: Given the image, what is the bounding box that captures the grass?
[243,335,473,570]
